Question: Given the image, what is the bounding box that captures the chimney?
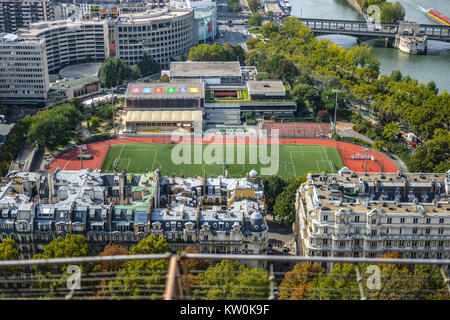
[202,170,206,196]
[147,196,153,227]
[48,171,55,204]
[108,199,114,242]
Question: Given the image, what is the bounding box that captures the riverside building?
[295,169,450,271]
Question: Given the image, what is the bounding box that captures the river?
[290,0,450,92]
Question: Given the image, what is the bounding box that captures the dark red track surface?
[46,137,398,173]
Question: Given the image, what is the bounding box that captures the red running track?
[46,137,398,173]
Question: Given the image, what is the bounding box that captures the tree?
[100,57,131,88]
[159,74,170,82]
[193,260,269,300]
[89,116,100,130]
[390,69,403,82]
[291,83,321,112]
[96,244,128,297]
[0,238,19,260]
[259,22,279,38]
[248,13,263,27]
[382,122,400,142]
[108,235,170,298]
[279,263,325,299]
[180,247,211,297]
[139,53,160,76]
[409,129,450,172]
[130,64,142,80]
[273,175,307,225]
[32,235,92,298]
[247,0,259,12]
[380,1,405,23]
[426,81,438,95]
[261,175,287,215]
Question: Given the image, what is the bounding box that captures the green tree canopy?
[108,235,170,298]
[139,53,160,76]
[0,238,19,260]
[261,175,287,215]
[100,57,132,88]
[273,175,307,225]
[193,260,269,300]
[248,13,263,27]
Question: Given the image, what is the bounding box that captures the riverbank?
[344,0,363,15]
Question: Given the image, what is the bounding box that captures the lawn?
[101,143,344,179]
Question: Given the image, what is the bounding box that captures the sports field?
[101,143,344,179]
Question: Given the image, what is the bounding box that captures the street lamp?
[331,89,342,137]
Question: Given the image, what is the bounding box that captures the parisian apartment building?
[0,0,54,33]
[0,168,268,265]
[295,168,450,271]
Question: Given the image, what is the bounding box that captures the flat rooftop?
[247,80,286,96]
[51,76,99,90]
[125,82,205,99]
[170,61,242,78]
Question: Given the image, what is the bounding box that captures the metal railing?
[0,254,449,300]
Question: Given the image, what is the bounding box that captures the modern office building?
[1,169,268,260]
[295,169,450,271]
[0,0,54,33]
[113,7,195,69]
[19,19,109,74]
[0,33,49,105]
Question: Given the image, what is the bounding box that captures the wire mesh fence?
[0,254,449,300]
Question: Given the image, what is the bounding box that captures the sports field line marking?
[151,151,158,172]
[289,151,297,177]
[322,146,333,174]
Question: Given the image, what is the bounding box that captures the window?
[438,241,444,247]
[371,219,376,225]
[371,230,377,236]
[426,218,431,224]
[439,218,444,224]
[387,218,392,224]
[386,240,391,247]
[354,239,360,246]
[399,240,404,247]
[355,216,360,223]
[399,228,403,234]
[425,228,431,235]
[370,242,377,248]
[353,252,359,257]
[439,228,444,235]
[412,240,417,247]
[413,218,418,224]
[323,239,328,245]
[203,235,208,241]
[355,227,360,235]
[339,241,345,247]
[425,240,431,247]
[324,227,328,234]
[386,228,390,234]
[413,228,418,235]
[400,217,405,223]
[323,215,328,221]
[410,252,417,259]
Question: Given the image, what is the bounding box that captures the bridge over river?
[217,13,450,42]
